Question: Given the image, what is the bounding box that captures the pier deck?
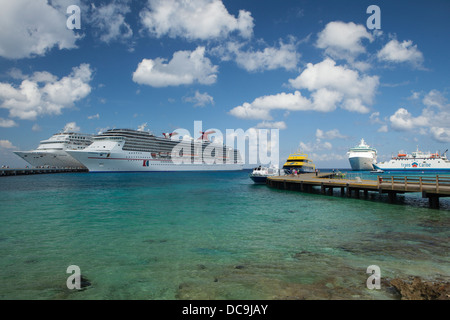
[267,173,450,209]
[0,167,88,176]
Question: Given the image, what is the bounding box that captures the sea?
[0,170,448,300]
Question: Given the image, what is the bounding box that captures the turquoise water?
[0,171,448,300]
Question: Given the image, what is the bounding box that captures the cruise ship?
[66,128,244,172]
[373,147,450,172]
[14,132,93,168]
[282,151,315,173]
[347,138,377,171]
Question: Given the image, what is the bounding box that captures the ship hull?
[348,156,375,171]
[374,158,450,172]
[282,166,315,173]
[373,164,450,172]
[249,175,268,183]
[67,151,243,172]
[14,150,86,168]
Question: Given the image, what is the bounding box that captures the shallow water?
[0,171,448,299]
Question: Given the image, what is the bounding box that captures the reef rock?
[389,276,450,300]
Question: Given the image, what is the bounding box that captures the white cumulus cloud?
[63,122,80,133]
[0,140,17,149]
[316,129,347,140]
[316,21,373,61]
[183,91,214,107]
[430,127,450,143]
[140,0,253,40]
[255,121,287,130]
[0,64,93,120]
[88,113,100,120]
[423,89,447,109]
[377,39,424,67]
[88,1,133,43]
[388,90,450,142]
[289,58,378,114]
[389,108,429,131]
[0,0,80,59]
[213,39,300,72]
[229,59,379,120]
[132,47,218,87]
[229,91,313,120]
[299,140,332,153]
[0,118,17,128]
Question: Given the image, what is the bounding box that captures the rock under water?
[388,276,450,300]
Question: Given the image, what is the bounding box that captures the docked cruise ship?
[373,148,450,172]
[66,128,244,172]
[347,138,377,171]
[14,132,93,168]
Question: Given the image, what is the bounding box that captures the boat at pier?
[249,166,280,183]
[373,147,450,172]
[282,151,315,173]
[14,132,93,168]
[67,126,243,172]
[347,138,377,171]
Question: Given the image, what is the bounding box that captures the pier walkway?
[267,173,450,209]
[0,167,88,176]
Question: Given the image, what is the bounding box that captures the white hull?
[67,150,243,172]
[13,131,92,168]
[14,150,86,168]
[374,158,450,172]
[348,155,375,171]
[347,139,377,171]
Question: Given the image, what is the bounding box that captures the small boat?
[370,169,384,173]
[249,166,279,183]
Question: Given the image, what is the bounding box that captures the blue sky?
[1,0,450,168]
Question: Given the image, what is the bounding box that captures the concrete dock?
[267,173,450,209]
[0,167,88,176]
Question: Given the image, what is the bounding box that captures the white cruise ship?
[66,128,244,172]
[14,132,93,168]
[374,147,450,172]
[347,138,377,171]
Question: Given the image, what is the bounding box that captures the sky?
[0,0,450,168]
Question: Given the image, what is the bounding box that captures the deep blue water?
[0,170,448,299]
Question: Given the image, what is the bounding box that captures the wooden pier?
[0,167,88,176]
[267,173,450,209]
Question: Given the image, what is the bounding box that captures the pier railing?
[378,175,450,193]
[267,173,450,208]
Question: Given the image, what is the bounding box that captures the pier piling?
[1,167,88,176]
